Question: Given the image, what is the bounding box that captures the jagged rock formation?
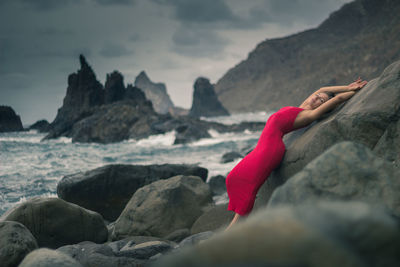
[0,106,24,132]
[214,0,400,113]
[134,71,175,114]
[43,55,264,144]
[189,77,229,118]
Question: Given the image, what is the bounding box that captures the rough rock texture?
[104,70,126,104]
[135,71,175,114]
[19,248,83,267]
[45,54,104,139]
[43,55,265,144]
[207,175,227,196]
[190,204,234,235]
[0,105,24,132]
[215,0,400,113]
[112,175,213,240]
[57,241,147,267]
[268,142,400,217]
[57,164,208,221]
[373,117,400,168]
[0,197,108,249]
[189,77,229,118]
[220,151,243,163]
[28,119,51,132]
[254,59,400,207]
[0,221,38,267]
[151,202,400,267]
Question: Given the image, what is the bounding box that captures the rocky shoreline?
[1,60,399,266]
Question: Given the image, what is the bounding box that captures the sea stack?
[189,77,229,118]
[0,106,24,132]
[134,71,175,114]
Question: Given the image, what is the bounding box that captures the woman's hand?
[348,77,368,91]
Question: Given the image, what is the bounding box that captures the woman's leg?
[224,212,241,231]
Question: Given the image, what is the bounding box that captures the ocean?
[0,111,272,216]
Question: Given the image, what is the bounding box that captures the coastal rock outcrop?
[57,164,208,221]
[28,119,51,132]
[214,0,400,113]
[189,77,229,118]
[268,142,400,217]
[0,221,38,267]
[0,105,24,132]
[151,201,400,267]
[255,59,400,207]
[43,55,264,144]
[112,175,213,240]
[135,71,175,114]
[0,197,108,249]
[19,248,83,267]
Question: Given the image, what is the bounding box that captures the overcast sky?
[0,0,352,125]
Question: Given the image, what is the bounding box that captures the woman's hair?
[321,91,335,99]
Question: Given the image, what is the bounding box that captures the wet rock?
[1,197,107,249]
[112,175,213,240]
[190,204,233,235]
[57,164,208,221]
[220,151,243,163]
[19,248,82,267]
[0,221,38,267]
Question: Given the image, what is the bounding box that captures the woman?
[224,78,368,231]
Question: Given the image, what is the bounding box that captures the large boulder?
[189,77,229,118]
[268,142,400,217]
[190,203,233,235]
[255,59,400,207]
[0,105,24,132]
[57,164,208,221]
[19,248,82,267]
[151,201,400,267]
[112,175,213,240]
[135,71,175,114]
[0,221,38,267]
[0,197,107,249]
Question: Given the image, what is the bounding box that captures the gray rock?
[112,175,213,239]
[28,119,51,133]
[177,231,215,249]
[190,204,234,235]
[0,197,107,249]
[208,175,227,196]
[255,59,400,207]
[220,151,243,163]
[373,117,400,168]
[135,71,175,114]
[117,240,173,259]
[151,201,400,267]
[268,142,400,217]
[57,163,208,221]
[0,221,38,267]
[162,228,191,243]
[0,105,24,132]
[19,248,82,267]
[57,241,146,267]
[189,77,229,118]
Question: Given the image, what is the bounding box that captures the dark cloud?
[99,42,134,58]
[18,0,82,11]
[171,26,230,58]
[128,33,141,42]
[92,0,136,6]
[152,0,239,24]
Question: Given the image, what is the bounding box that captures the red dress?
[226,106,305,216]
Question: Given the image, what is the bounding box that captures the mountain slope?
[214,0,400,112]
